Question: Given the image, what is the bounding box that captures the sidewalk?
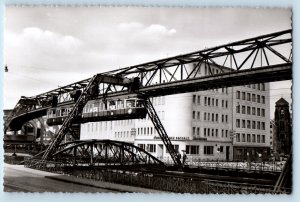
[45,174,164,193]
[5,163,164,193]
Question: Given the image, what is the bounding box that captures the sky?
[3,7,292,119]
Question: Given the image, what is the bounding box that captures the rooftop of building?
[275,98,289,106]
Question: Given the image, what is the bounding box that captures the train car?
[46,106,74,126]
[82,95,147,122]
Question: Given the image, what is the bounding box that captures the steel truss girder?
[5,29,291,131]
[4,74,136,132]
[51,139,165,167]
[5,30,292,166]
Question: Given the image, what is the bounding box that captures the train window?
[57,109,61,117]
[126,100,135,108]
[136,100,143,107]
[93,104,98,112]
[109,101,116,110]
[117,100,124,109]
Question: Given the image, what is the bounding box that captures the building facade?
[80,63,270,162]
[273,98,291,156]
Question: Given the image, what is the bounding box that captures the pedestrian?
[183,153,187,165]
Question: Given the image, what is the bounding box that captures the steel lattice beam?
[6,29,292,127]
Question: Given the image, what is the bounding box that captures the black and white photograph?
[3,6,292,194]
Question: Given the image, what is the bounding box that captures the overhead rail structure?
[5,29,292,169]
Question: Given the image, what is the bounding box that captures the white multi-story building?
[80,63,270,162]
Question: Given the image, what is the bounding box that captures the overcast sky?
[4,7,292,118]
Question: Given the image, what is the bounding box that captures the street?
[3,163,117,192]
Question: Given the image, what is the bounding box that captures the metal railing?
[158,157,285,172]
[24,159,290,194]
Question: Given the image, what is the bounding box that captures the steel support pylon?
[144,98,183,168]
[41,74,99,160]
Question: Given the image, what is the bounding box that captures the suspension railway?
[4,29,292,193]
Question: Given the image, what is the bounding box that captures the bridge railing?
[158,157,285,172]
[23,159,290,194]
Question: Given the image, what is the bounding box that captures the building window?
[236,133,240,142]
[197,112,200,120]
[252,121,256,129]
[216,114,219,122]
[247,93,251,101]
[247,134,251,142]
[236,119,240,128]
[262,96,265,104]
[262,135,265,143]
[204,97,207,105]
[212,129,214,137]
[257,83,261,90]
[262,122,265,130]
[247,106,251,115]
[257,108,260,116]
[147,144,156,153]
[251,107,255,115]
[225,115,228,123]
[242,120,246,128]
[212,98,215,106]
[257,95,260,103]
[225,100,228,108]
[252,134,256,142]
[261,109,265,117]
[226,130,228,137]
[197,96,201,105]
[222,100,224,108]
[193,111,195,119]
[242,106,246,114]
[236,105,240,113]
[216,99,219,107]
[216,129,218,137]
[242,133,246,142]
[242,92,246,100]
[222,115,224,123]
[212,113,215,122]
[208,97,211,106]
[204,146,214,155]
[204,112,207,120]
[247,120,251,129]
[257,135,261,143]
[197,127,200,136]
[193,127,196,136]
[208,113,210,121]
[262,83,265,91]
[204,128,207,136]
[257,121,261,130]
[186,145,200,154]
[138,144,146,150]
[252,94,256,102]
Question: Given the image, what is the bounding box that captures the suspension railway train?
[46,95,147,126]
